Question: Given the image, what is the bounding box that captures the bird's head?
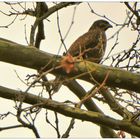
[89,20,113,31]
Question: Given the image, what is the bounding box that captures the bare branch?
[0,15,18,28]
[0,86,139,137]
[62,118,75,138]
[124,2,139,19]
[0,125,23,131]
[87,2,124,26]
[56,11,67,52]
[40,2,80,21]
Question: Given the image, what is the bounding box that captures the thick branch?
[66,80,119,138]
[39,2,80,21]
[124,2,139,18]
[0,38,140,93]
[0,85,139,137]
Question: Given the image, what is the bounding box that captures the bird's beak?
[105,24,113,31]
[108,24,113,28]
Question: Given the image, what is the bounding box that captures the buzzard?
[53,20,112,92]
[67,19,112,63]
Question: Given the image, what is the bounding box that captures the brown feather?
[67,27,106,63]
[67,20,112,63]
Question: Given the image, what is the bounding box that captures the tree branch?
[0,85,140,137]
[39,2,80,21]
[0,125,23,131]
[0,38,140,93]
[124,2,139,18]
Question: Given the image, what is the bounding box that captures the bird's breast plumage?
[67,28,107,63]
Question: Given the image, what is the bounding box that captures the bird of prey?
[53,19,112,93]
[67,19,112,63]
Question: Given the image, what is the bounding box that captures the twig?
[24,24,29,45]
[45,111,61,137]
[101,32,119,64]
[0,125,23,131]
[124,2,139,19]
[17,2,26,10]
[24,65,62,93]
[0,112,16,120]
[54,112,61,138]
[60,5,77,52]
[0,15,18,28]
[56,5,77,56]
[16,103,40,138]
[39,2,80,21]
[77,71,110,108]
[87,2,124,26]
[62,118,75,138]
[14,69,28,86]
[56,10,67,52]
[108,16,129,41]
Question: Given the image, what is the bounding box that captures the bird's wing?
[67,28,102,57]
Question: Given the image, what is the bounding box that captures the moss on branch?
[0,85,139,137]
[0,38,140,93]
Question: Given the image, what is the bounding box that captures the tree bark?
[0,85,139,137]
[0,38,140,93]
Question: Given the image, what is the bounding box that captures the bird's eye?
[100,22,109,28]
[100,23,106,27]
